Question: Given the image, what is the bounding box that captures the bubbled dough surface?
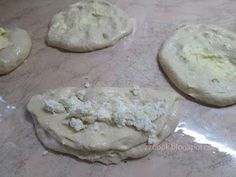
[27,87,180,164]
[0,28,32,75]
[47,0,133,52]
[159,24,236,106]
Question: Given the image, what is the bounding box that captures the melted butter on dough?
[180,34,236,80]
[0,27,32,75]
[0,27,13,50]
[27,87,180,164]
[159,24,236,106]
[47,0,133,52]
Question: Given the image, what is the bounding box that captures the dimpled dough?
[27,87,180,164]
[159,24,236,106]
[0,27,31,75]
[47,0,133,52]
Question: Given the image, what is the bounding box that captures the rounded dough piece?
[27,87,180,164]
[159,24,236,107]
[0,27,32,75]
[46,0,133,52]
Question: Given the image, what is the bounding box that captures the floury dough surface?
[27,87,180,164]
[47,0,133,52]
[0,27,32,75]
[159,24,236,107]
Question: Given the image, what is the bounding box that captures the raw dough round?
[159,24,236,107]
[0,27,32,75]
[27,87,180,164]
[47,0,133,52]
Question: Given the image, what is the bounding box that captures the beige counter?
[0,0,236,176]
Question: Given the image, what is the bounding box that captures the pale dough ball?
[27,87,180,164]
[47,0,133,52]
[0,27,32,75]
[159,24,236,107]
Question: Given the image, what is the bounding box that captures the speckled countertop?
[1,0,236,176]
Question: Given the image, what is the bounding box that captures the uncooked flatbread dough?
[27,87,180,164]
[47,0,133,52]
[0,27,32,75]
[159,24,236,106]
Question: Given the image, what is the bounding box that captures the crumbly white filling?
[69,118,86,131]
[43,89,167,144]
[60,95,80,109]
[68,101,94,117]
[43,99,65,113]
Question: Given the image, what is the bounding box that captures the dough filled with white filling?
[159,24,236,106]
[27,87,180,164]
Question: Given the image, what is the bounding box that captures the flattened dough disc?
[159,24,236,106]
[0,27,32,75]
[47,0,133,52]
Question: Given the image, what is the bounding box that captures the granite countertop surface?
[0,0,236,176]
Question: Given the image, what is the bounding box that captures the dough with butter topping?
[27,87,180,164]
[0,27,31,75]
[47,0,133,52]
[159,24,236,106]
